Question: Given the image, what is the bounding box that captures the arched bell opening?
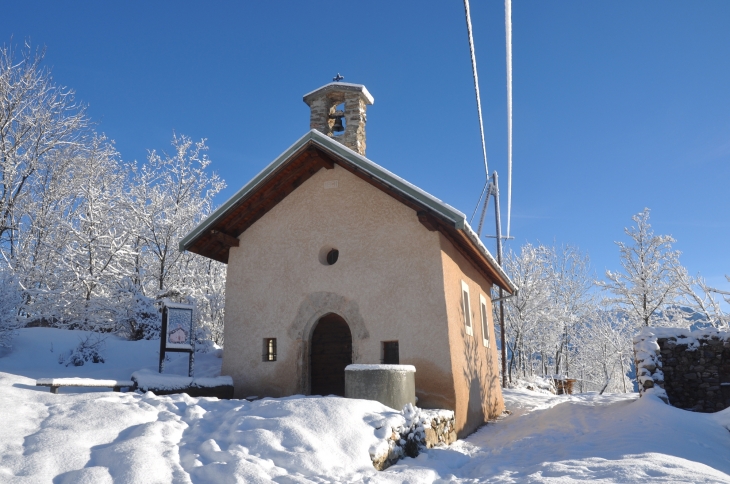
[309,313,352,396]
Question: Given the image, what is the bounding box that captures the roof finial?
[333,73,344,82]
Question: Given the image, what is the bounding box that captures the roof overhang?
[179,130,517,294]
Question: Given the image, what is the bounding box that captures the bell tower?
[303,80,374,156]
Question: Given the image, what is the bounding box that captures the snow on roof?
[302,82,374,105]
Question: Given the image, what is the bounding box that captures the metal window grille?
[382,341,399,364]
[263,338,277,362]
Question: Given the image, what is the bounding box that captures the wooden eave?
[181,131,517,294]
[183,144,335,264]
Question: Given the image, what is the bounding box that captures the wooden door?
[310,313,352,396]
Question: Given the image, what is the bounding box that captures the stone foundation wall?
[371,405,456,471]
[634,327,730,412]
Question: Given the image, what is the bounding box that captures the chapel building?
[180,82,517,437]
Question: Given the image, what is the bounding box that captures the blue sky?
[4,1,729,289]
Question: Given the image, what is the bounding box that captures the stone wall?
[303,83,372,156]
[370,405,456,471]
[634,327,730,412]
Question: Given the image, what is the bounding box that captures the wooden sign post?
[159,302,195,376]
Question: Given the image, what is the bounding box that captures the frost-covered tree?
[128,134,225,292]
[600,208,685,327]
[501,243,595,383]
[0,41,229,346]
[125,134,226,340]
[0,269,23,347]
[571,307,634,393]
[57,135,134,330]
[545,245,593,376]
[0,41,92,330]
[501,243,551,380]
[675,272,729,329]
[0,42,88,254]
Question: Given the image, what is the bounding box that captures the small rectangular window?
[479,294,490,347]
[263,338,277,362]
[461,280,473,336]
[382,341,399,364]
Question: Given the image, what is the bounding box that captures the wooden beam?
[417,211,439,231]
[210,230,239,247]
[222,157,323,235]
[311,148,336,169]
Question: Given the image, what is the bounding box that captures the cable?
[470,179,489,224]
[463,0,489,179]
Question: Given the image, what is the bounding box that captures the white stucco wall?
[221,164,454,408]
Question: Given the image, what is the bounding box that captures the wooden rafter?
[210,230,239,247]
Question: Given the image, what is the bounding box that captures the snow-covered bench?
[36,378,135,394]
[35,372,234,398]
[131,370,234,398]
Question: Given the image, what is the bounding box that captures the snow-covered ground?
[2,328,730,483]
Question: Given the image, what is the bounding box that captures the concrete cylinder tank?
[344,364,416,410]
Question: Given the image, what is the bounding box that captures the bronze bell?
[332,116,345,133]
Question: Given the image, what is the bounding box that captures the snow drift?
[2,328,730,482]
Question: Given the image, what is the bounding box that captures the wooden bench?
[36,378,136,394]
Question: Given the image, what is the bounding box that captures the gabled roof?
[179,130,517,293]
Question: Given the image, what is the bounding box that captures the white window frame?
[461,280,473,336]
[479,294,490,348]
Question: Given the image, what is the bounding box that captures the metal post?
[188,308,196,377]
[492,171,508,388]
[159,307,167,374]
[476,181,493,237]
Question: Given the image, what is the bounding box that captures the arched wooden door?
[310,313,352,396]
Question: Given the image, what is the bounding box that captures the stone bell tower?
[303,81,374,156]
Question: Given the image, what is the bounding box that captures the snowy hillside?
[2,328,730,483]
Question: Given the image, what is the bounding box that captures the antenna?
[505,0,513,238]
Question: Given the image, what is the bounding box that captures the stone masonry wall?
[307,91,368,156]
[370,405,456,471]
[304,84,372,156]
[634,327,730,412]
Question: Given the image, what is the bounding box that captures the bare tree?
[501,243,551,381]
[501,243,595,383]
[58,135,135,329]
[675,271,729,329]
[546,245,593,377]
[128,134,225,293]
[0,42,88,254]
[600,208,684,327]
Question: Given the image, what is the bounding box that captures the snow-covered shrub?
[125,289,160,341]
[58,334,106,366]
[507,375,556,394]
[195,339,222,355]
[370,404,456,470]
